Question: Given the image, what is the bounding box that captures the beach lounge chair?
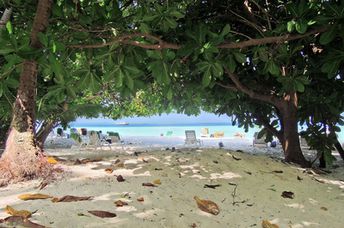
[200,128,209,137]
[184,130,202,146]
[108,132,125,149]
[87,131,111,150]
[214,131,224,138]
[252,132,267,147]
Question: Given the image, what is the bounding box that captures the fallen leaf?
[115,162,125,168]
[114,200,128,207]
[116,175,125,182]
[297,176,303,181]
[153,179,161,185]
[0,216,46,228]
[154,168,163,171]
[5,206,32,219]
[232,155,241,161]
[47,156,58,164]
[18,193,52,201]
[190,223,197,228]
[262,219,279,228]
[74,158,102,165]
[194,196,220,215]
[105,168,113,174]
[137,197,144,202]
[52,195,93,202]
[204,184,221,189]
[272,170,283,173]
[88,210,117,218]
[320,206,328,211]
[245,171,252,175]
[142,183,157,187]
[281,191,294,199]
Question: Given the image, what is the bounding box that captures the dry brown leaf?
[5,206,32,219]
[137,197,144,202]
[262,220,279,228]
[116,175,125,182]
[0,216,46,228]
[194,196,219,215]
[153,179,161,185]
[281,191,294,199]
[114,200,128,207]
[47,156,58,164]
[115,162,125,168]
[18,193,52,201]
[142,182,157,187]
[105,168,113,174]
[52,195,92,203]
[88,210,117,218]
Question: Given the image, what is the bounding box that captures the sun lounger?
[214,131,224,138]
[253,132,267,147]
[184,130,202,146]
[200,128,209,137]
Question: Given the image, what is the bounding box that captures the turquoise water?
[66,122,344,141]
[68,123,258,138]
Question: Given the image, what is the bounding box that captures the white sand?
[1,148,344,227]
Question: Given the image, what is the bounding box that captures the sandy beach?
[1,146,344,227]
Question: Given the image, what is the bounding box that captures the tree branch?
[0,8,12,29]
[224,67,280,106]
[215,82,238,92]
[69,33,181,49]
[69,27,327,50]
[218,27,327,49]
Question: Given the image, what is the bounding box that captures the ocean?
[68,122,258,138]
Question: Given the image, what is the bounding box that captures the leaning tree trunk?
[278,93,310,167]
[0,0,53,186]
[36,120,57,150]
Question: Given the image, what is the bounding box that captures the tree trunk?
[334,139,344,160]
[279,93,310,167]
[36,120,56,150]
[0,0,53,186]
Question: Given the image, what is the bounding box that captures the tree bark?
[0,0,53,186]
[0,8,12,29]
[278,93,310,167]
[36,120,56,150]
[334,139,344,160]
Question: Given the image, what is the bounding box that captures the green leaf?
[126,75,134,90]
[170,10,184,19]
[321,61,339,77]
[38,33,48,47]
[233,52,246,64]
[147,50,161,60]
[268,61,280,76]
[319,29,336,45]
[202,67,212,87]
[140,23,151,33]
[295,21,308,34]
[0,47,15,55]
[227,55,237,73]
[287,20,295,32]
[115,69,124,88]
[220,24,231,37]
[212,62,223,78]
[166,88,173,100]
[6,21,12,34]
[295,81,305,92]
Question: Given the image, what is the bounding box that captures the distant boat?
[115,122,129,125]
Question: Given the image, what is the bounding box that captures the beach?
[0,145,344,227]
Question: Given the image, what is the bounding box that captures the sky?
[71,111,230,125]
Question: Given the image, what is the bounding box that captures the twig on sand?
[230,183,248,205]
